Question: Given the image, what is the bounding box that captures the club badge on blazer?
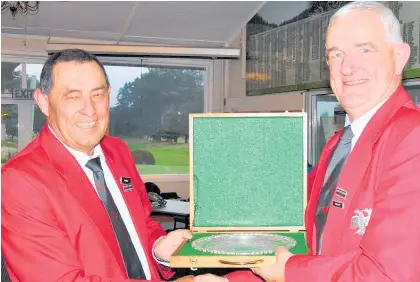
[351,208,372,235]
[120,177,133,192]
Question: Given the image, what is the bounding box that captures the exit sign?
[11,88,35,100]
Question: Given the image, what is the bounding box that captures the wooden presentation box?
[170,113,308,269]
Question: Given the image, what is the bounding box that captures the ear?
[394,42,411,76]
[33,89,49,117]
[107,86,112,103]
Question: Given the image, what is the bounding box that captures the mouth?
[343,79,367,86]
[76,121,97,129]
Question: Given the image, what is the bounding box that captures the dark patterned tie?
[314,125,354,254]
[85,157,146,279]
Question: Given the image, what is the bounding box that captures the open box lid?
[189,113,307,233]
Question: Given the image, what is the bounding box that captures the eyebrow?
[327,42,378,54]
[326,46,340,54]
[355,42,378,50]
[90,85,108,92]
[64,85,108,94]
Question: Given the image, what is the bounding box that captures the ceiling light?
[1,1,39,19]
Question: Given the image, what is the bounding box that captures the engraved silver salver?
[191,233,297,255]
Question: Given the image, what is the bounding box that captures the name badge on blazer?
[335,188,347,199]
[120,177,133,192]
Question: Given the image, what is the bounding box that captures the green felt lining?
[176,232,308,256]
[192,115,306,228]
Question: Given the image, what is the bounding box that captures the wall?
[1,36,47,57]
[1,35,121,57]
[224,30,304,113]
[141,175,189,199]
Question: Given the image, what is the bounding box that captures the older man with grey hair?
[195,1,420,282]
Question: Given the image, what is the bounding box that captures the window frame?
[2,54,215,182]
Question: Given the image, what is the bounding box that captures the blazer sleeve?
[122,141,173,280]
[225,270,263,282]
[284,125,420,282]
[1,168,163,282]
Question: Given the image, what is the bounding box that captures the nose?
[340,54,355,76]
[81,96,96,117]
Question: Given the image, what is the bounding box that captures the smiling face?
[34,61,111,155]
[326,9,409,120]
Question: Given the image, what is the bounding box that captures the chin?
[79,132,102,144]
[341,96,367,110]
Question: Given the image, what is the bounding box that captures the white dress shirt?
[345,99,388,151]
[48,127,152,279]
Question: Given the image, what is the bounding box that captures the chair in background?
[173,214,189,230]
[145,182,161,194]
[159,191,189,229]
[160,192,180,200]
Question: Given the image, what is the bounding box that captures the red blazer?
[1,126,173,281]
[307,166,317,201]
[227,86,420,282]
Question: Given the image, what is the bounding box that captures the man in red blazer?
[195,2,420,282]
[1,49,193,282]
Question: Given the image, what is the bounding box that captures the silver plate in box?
[191,233,297,255]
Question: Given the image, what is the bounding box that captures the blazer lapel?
[39,126,126,276]
[102,145,163,279]
[305,133,340,253]
[321,135,373,254]
[322,86,413,254]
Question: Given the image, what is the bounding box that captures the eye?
[66,94,79,99]
[360,48,371,54]
[329,50,343,60]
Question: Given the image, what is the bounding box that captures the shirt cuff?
[152,236,171,267]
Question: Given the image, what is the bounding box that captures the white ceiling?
[1,1,263,47]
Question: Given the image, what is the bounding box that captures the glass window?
[405,85,420,107]
[26,64,42,89]
[105,65,205,175]
[309,83,420,165]
[1,62,23,94]
[26,64,46,136]
[310,93,342,164]
[1,60,206,174]
[1,104,19,163]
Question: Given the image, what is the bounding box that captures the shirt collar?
[48,125,103,167]
[344,99,388,141]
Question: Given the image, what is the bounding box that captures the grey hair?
[329,1,403,44]
[40,49,110,94]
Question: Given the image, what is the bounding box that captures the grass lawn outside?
[3,140,17,148]
[1,139,18,163]
[124,137,189,175]
[1,137,190,175]
[136,164,189,174]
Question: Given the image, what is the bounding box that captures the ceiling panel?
[1,14,26,29]
[26,1,135,33]
[1,1,263,47]
[125,1,261,41]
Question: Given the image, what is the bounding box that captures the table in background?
[152,199,190,229]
